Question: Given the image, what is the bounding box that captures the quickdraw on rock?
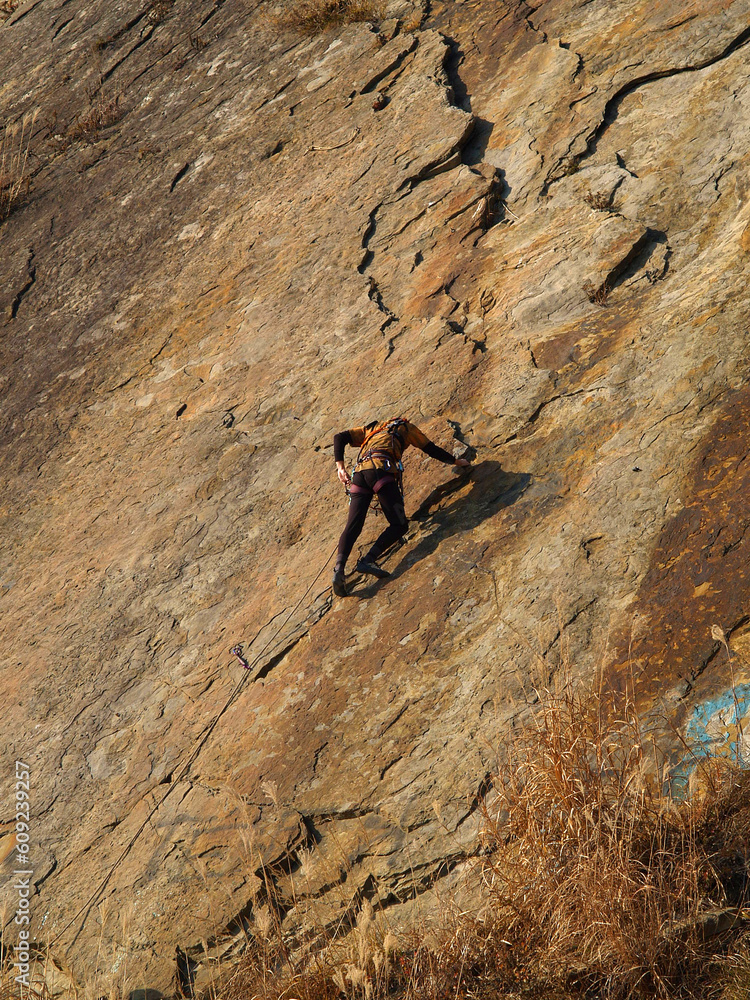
[230,644,250,669]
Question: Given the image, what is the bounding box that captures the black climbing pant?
[335,468,408,572]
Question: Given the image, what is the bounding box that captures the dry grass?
[67,95,122,144]
[584,190,614,211]
[0,933,71,1000]
[478,671,750,998]
[583,278,611,305]
[274,0,385,34]
[2,676,747,1000]
[720,947,750,999]
[214,670,750,1000]
[0,0,21,21]
[1,110,37,221]
[218,904,478,1000]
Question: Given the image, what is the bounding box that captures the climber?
[332,417,471,597]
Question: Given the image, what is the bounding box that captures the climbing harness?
[345,472,403,515]
[345,470,402,514]
[344,417,408,511]
[355,417,408,470]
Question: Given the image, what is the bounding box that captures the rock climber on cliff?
[332,417,471,597]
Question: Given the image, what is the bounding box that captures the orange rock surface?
[1,0,750,990]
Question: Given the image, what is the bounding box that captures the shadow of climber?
[350,461,530,594]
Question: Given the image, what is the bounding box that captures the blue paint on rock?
[685,683,750,758]
[669,685,750,797]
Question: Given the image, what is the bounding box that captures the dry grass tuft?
[479,671,750,998]
[216,670,750,1000]
[0,0,21,21]
[274,0,385,34]
[585,190,614,211]
[583,278,611,305]
[1,110,38,221]
[67,95,122,144]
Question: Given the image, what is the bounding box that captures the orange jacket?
[334,418,454,472]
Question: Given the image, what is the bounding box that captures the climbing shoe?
[356,558,391,579]
[332,569,348,597]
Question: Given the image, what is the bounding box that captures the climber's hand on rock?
[454,457,471,468]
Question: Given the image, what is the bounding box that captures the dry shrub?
[1,110,37,221]
[275,0,384,33]
[67,95,122,144]
[479,671,750,998]
[0,0,21,21]
[583,278,611,305]
[585,190,613,211]
[216,672,750,1000]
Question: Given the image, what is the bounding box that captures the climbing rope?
[49,542,339,949]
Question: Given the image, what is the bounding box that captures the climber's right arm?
[333,428,367,486]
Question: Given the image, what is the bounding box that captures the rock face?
[1,0,750,991]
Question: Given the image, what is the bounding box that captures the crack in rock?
[588,227,672,299]
[8,248,36,320]
[546,20,750,188]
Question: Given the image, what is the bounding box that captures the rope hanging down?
[50,542,338,950]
